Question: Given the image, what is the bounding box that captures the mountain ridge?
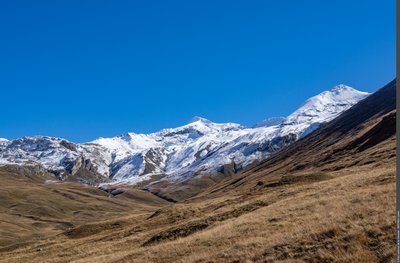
[0,84,369,185]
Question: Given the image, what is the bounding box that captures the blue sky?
[0,0,395,142]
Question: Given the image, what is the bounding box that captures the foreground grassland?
[0,146,395,262]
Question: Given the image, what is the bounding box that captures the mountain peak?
[284,85,370,129]
[190,116,212,124]
[331,84,352,91]
[329,84,364,95]
[323,84,369,101]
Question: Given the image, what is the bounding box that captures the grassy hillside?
[0,166,169,251]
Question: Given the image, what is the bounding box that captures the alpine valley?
[0,80,395,263]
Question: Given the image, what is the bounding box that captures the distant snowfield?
[0,85,369,184]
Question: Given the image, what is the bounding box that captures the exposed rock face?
[0,163,53,179]
[61,156,108,185]
[60,140,78,152]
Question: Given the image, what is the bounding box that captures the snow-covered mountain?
[0,85,369,185]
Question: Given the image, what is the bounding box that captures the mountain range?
[0,84,369,186]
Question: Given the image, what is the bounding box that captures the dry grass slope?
[0,157,394,262]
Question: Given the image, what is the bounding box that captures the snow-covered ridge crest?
[0,84,369,184]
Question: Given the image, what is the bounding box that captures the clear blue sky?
[0,0,395,143]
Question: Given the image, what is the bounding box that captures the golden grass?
[116,166,395,263]
[0,161,395,263]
